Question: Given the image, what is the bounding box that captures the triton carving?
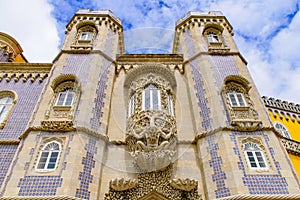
[126,110,177,172]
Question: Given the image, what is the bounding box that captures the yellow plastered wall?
[268,110,300,178]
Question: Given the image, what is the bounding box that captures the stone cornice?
[281,137,300,156]
[66,9,123,34]
[18,126,109,143]
[0,63,51,83]
[116,54,184,74]
[175,11,233,35]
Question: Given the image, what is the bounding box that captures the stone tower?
[0,9,300,200]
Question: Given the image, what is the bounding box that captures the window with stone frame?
[243,141,268,169]
[36,141,61,170]
[273,122,292,139]
[71,21,98,50]
[0,91,16,128]
[203,24,229,53]
[142,83,161,111]
[222,76,261,131]
[45,75,80,122]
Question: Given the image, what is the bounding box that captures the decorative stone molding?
[222,75,261,131]
[109,178,137,191]
[126,110,177,172]
[117,54,184,75]
[281,137,300,156]
[263,96,300,123]
[45,75,81,123]
[170,178,198,192]
[105,166,201,200]
[66,10,122,34]
[0,63,51,83]
[41,120,75,132]
[231,119,263,131]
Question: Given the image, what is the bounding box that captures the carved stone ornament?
[109,178,138,191]
[170,178,198,192]
[105,165,201,200]
[41,120,75,132]
[126,110,177,172]
[231,119,262,132]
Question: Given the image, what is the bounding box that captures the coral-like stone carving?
[126,110,177,172]
[109,178,137,191]
[170,178,198,192]
[41,120,75,132]
[105,166,201,200]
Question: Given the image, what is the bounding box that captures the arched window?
[128,93,136,116]
[142,84,161,111]
[55,89,75,106]
[36,141,61,170]
[274,122,292,139]
[0,96,13,123]
[243,141,267,169]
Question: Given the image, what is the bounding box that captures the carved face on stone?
[126,111,176,151]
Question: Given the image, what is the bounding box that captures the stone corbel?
[170,178,198,192]
[109,178,137,191]
[231,119,262,132]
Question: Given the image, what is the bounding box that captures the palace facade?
[0,9,299,200]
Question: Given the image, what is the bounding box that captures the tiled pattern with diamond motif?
[18,176,62,196]
[76,135,97,200]
[0,80,45,140]
[190,60,212,131]
[230,131,289,195]
[0,145,18,188]
[206,134,231,198]
[90,60,111,131]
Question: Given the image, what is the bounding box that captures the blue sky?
[1,0,300,103]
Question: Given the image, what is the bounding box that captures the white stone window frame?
[55,89,75,107]
[142,84,162,111]
[36,141,61,171]
[228,93,247,107]
[243,141,268,170]
[273,122,292,139]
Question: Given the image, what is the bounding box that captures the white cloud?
[1,0,299,103]
[0,0,59,62]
